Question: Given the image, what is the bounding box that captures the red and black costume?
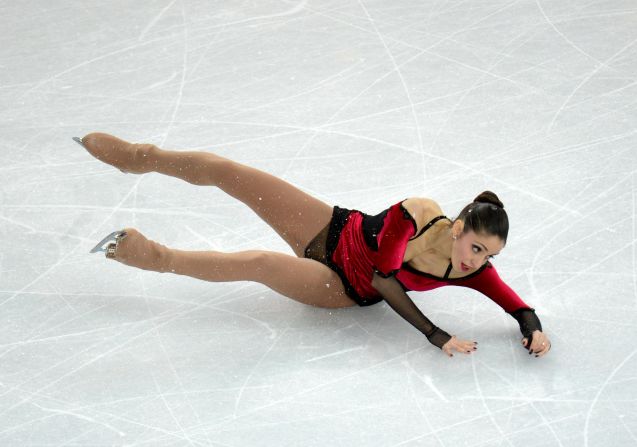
[304,200,543,349]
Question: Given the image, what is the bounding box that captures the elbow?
[371,272,391,296]
[371,270,387,287]
[371,270,396,292]
[371,272,381,289]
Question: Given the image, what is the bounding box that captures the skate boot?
[73,133,156,174]
[91,228,170,272]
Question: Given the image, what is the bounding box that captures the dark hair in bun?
[456,191,508,243]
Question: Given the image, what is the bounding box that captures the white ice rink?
[1,1,636,445]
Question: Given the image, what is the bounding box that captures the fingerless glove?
[510,307,542,346]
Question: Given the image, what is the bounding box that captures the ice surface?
[1,0,636,445]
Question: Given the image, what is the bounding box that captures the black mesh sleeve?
[510,308,542,348]
[371,272,451,349]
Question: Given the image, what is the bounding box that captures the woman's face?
[451,226,505,273]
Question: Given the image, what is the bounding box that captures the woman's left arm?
[461,264,552,358]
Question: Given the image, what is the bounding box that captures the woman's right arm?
[372,272,477,356]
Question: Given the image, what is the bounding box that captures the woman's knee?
[238,250,275,283]
[213,157,246,189]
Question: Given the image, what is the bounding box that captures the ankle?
[155,242,173,273]
[139,144,161,173]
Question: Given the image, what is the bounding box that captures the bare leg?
[155,149,333,257]
[81,133,333,257]
[115,228,356,308]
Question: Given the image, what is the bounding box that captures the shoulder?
[401,197,444,231]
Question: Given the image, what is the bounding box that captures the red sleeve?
[373,201,417,277]
[458,263,530,314]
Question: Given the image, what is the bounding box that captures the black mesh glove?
[371,272,452,349]
[510,308,542,350]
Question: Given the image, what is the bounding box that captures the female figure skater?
[75,133,551,359]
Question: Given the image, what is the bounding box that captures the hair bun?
[473,191,504,209]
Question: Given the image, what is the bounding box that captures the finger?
[531,336,547,354]
[538,339,549,352]
[455,343,472,353]
[528,336,542,354]
[459,344,472,354]
[536,342,551,358]
[526,333,535,352]
[449,340,477,354]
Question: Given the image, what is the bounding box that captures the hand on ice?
[441,336,478,358]
[522,330,551,358]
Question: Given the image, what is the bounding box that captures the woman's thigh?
[250,251,358,308]
[215,158,334,257]
[165,247,358,308]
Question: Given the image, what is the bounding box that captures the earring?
[452,234,457,240]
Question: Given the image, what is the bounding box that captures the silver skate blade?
[90,230,127,253]
[72,136,86,148]
[74,136,128,174]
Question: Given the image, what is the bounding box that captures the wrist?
[426,327,451,349]
[511,308,542,336]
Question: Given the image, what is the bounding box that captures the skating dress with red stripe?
[328,199,530,313]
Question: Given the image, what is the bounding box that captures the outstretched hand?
[441,335,478,357]
[522,330,551,358]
